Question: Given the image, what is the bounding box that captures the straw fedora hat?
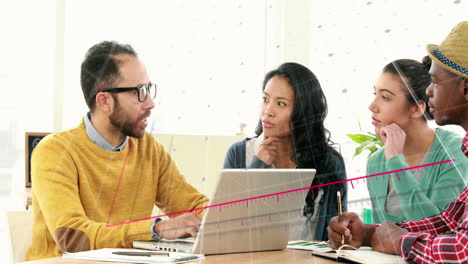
[427,21,468,79]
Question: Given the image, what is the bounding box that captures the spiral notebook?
[287,241,407,264]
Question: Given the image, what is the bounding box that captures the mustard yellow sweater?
[27,120,208,260]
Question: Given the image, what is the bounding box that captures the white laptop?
[133,169,316,255]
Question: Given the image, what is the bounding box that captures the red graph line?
[106,159,455,227]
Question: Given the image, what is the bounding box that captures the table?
[19,249,338,264]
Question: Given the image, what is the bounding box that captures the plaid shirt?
[397,131,468,263]
[463,132,468,158]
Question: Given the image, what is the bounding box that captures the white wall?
[1,0,467,262]
[0,0,57,262]
[61,0,267,136]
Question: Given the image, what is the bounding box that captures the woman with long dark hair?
[223,62,347,240]
[367,57,468,223]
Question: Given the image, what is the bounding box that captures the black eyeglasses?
[101,82,157,102]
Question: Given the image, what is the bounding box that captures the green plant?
[347,122,384,158]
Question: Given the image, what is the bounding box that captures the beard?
[109,96,145,138]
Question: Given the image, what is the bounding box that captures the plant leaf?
[369,135,383,146]
[347,134,374,144]
[348,121,384,159]
[353,139,378,158]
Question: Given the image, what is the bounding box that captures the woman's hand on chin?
[380,123,406,160]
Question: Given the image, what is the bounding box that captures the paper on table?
[287,240,332,252]
[63,248,204,263]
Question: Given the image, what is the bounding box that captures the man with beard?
[27,41,208,260]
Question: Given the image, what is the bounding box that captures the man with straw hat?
[328,21,468,263]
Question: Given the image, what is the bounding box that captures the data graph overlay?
[108,159,455,228]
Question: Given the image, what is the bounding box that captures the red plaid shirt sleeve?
[395,187,468,263]
[462,131,468,158]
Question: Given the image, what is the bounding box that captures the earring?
[411,114,416,119]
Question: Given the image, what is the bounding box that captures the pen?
[174,256,199,262]
[337,191,344,245]
[112,251,170,257]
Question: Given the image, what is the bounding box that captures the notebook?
[134,169,316,255]
[62,248,203,263]
[287,240,406,264]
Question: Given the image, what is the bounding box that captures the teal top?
[366,128,468,223]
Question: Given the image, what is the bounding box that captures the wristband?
[150,218,163,241]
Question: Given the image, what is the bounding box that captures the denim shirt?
[84,112,129,151]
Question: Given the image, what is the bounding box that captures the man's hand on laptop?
[154,212,201,240]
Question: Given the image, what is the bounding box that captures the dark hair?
[80,41,137,111]
[255,62,345,217]
[382,56,434,120]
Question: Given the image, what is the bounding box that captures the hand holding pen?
[327,212,376,250]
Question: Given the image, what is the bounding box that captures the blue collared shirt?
[84,112,129,151]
